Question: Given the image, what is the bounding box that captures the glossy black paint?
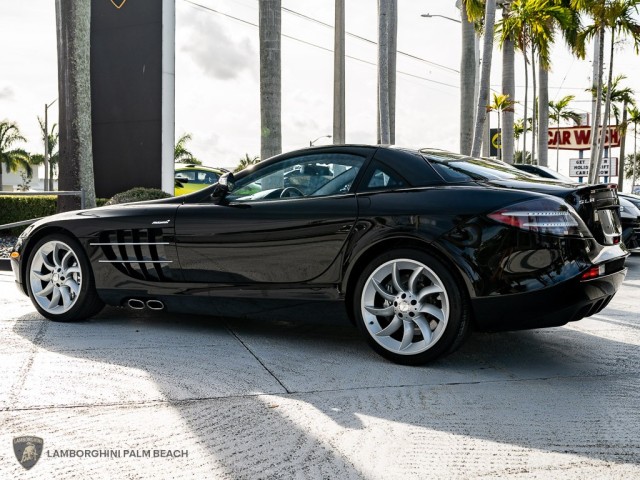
[12,145,629,332]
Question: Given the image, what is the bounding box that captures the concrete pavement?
[1,256,639,479]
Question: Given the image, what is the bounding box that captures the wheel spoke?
[63,278,80,295]
[376,315,402,337]
[61,250,74,269]
[372,279,396,301]
[408,266,424,293]
[66,266,81,276]
[421,303,445,322]
[48,286,61,309]
[40,251,55,270]
[53,243,63,267]
[60,286,72,308]
[399,320,415,350]
[35,282,54,297]
[33,271,52,282]
[417,285,444,303]
[413,314,433,344]
[391,262,403,292]
[364,304,394,317]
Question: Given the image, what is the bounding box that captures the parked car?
[175,164,226,196]
[11,146,628,365]
[618,196,640,253]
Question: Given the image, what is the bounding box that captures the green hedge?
[0,195,58,235]
[0,195,109,236]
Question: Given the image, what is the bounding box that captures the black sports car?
[10,146,628,365]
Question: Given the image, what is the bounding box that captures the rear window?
[422,152,539,183]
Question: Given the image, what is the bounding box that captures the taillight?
[488,198,590,237]
[580,264,605,280]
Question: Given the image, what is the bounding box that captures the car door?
[174,149,373,284]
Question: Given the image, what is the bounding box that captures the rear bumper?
[471,267,627,332]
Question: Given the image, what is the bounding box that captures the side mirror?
[211,172,235,204]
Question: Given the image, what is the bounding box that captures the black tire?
[26,233,104,322]
[353,248,470,365]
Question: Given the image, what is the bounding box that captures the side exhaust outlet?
[127,299,145,310]
[146,300,165,311]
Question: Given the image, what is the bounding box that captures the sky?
[1,0,640,184]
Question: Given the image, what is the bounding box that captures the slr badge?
[13,436,43,470]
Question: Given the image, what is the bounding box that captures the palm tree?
[588,75,636,187]
[333,0,345,145]
[174,133,201,165]
[501,1,516,164]
[498,0,572,166]
[234,154,261,173]
[548,95,581,170]
[628,106,640,190]
[471,0,497,158]
[55,0,96,210]
[259,0,282,162]
[30,118,60,190]
[575,0,640,183]
[487,93,516,159]
[538,0,580,168]
[378,0,392,144]
[459,0,484,155]
[0,121,32,188]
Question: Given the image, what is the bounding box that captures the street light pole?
[44,98,58,191]
[310,135,332,147]
[420,13,460,24]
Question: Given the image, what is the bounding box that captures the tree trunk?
[531,48,537,164]
[55,0,96,211]
[522,39,528,163]
[501,7,515,164]
[594,29,614,183]
[259,0,282,163]
[333,0,345,144]
[460,4,476,155]
[388,0,397,144]
[618,101,627,191]
[378,0,391,144]
[588,28,605,183]
[538,61,549,167]
[633,125,638,189]
[471,0,496,157]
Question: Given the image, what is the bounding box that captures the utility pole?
[333,0,345,144]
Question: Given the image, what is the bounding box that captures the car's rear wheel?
[353,249,470,365]
[27,234,104,321]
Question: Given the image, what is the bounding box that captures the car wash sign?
[569,157,619,177]
[548,126,620,150]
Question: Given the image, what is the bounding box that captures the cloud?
[0,86,15,100]
[179,10,256,81]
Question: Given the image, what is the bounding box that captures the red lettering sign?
[547,126,620,150]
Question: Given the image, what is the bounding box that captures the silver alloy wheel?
[29,240,82,315]
[361,259,450,355]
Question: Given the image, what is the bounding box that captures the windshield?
[420,150,547,183]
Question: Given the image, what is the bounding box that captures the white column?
[161,0,176,194]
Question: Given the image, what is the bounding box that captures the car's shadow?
[9,288,640,476]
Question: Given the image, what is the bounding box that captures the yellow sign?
[110,0,127,9]
[492,132,502,149]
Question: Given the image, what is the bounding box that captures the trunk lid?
[488,180,622,245]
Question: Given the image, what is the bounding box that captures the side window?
[229,153,365,202]
[176,171,196,181]
[360,163,409,192]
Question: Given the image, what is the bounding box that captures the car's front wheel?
[353,249,470,365]
[27,234,104,321]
